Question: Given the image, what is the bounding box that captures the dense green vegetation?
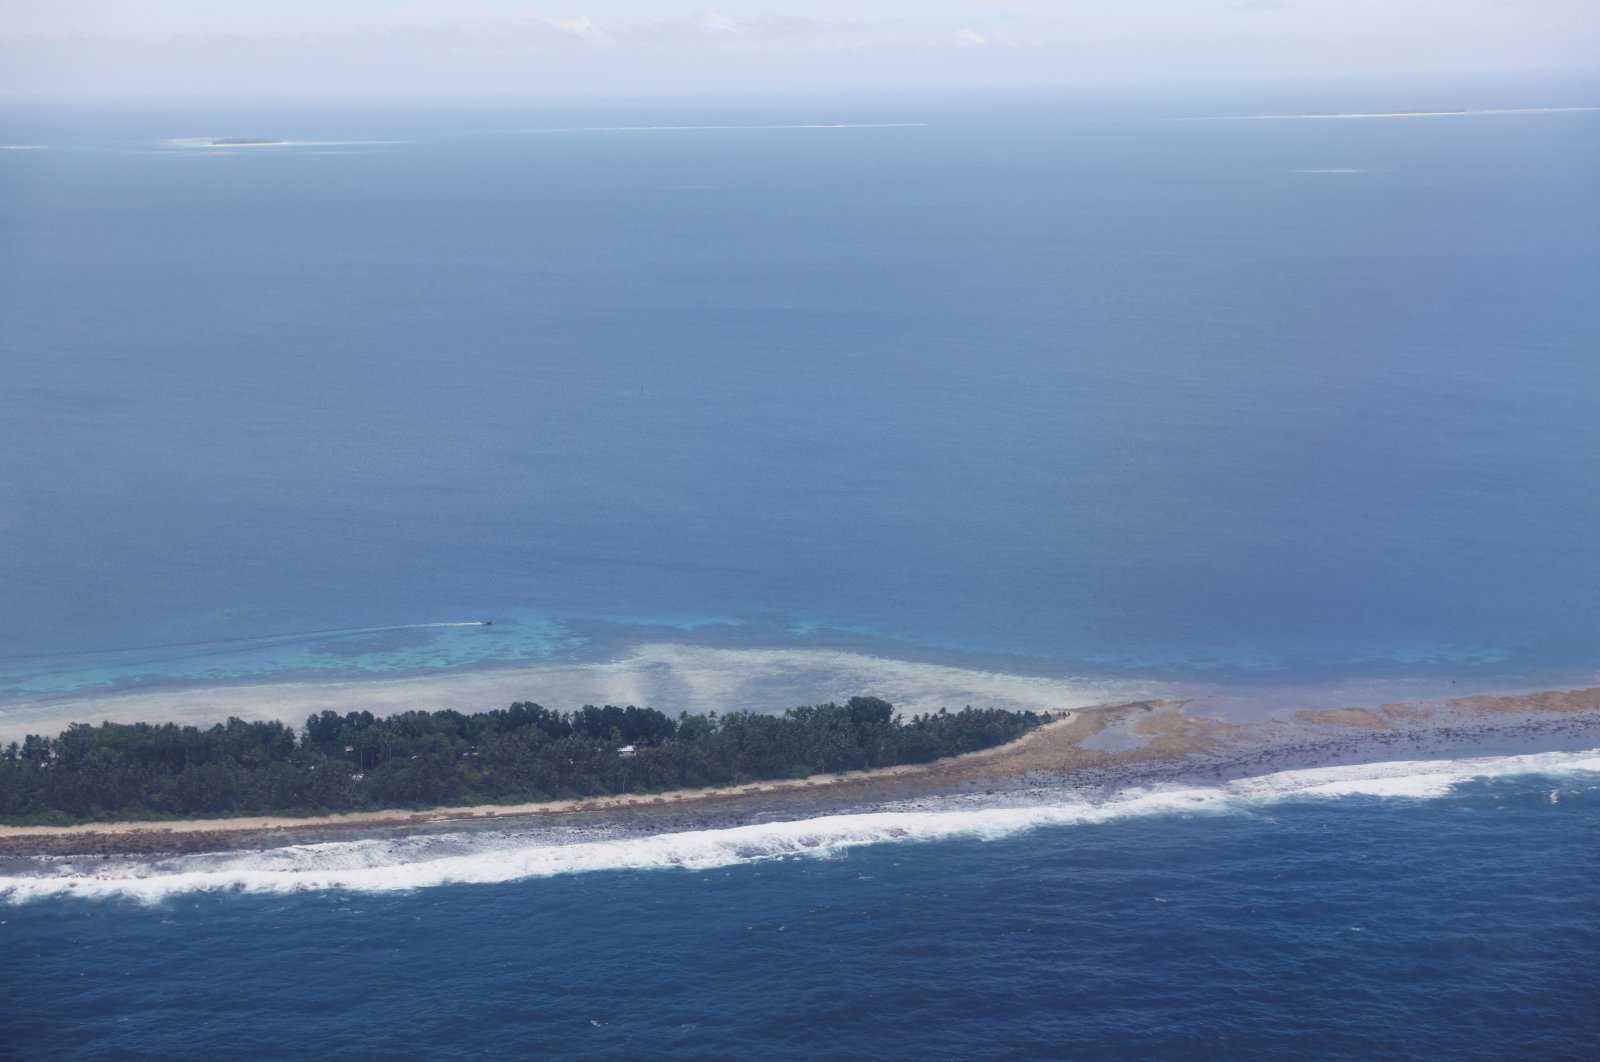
[0,698,1040,825]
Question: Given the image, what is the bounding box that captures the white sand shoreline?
[0,712,1094,846]
[0,642,1167,746]
[4,688,1597,855]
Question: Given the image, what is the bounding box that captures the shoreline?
[0,641,1171,748]
[5,687,1597,857]
[0,708,1105,855]
[4,634,1591,749]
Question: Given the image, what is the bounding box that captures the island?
[2,683,1597,859]
[0,697,1040,829]
[1301,109,1468,117]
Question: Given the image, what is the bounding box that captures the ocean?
[2,77,1599,1057]
[1,80,1597,697]
[4,752,1599,1057]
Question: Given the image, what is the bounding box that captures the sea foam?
[4,748,1596,904]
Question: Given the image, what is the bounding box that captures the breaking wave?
[5,747,1596,904]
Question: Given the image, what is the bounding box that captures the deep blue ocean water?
[4,757,1599,1059]
[1,80,1597,697]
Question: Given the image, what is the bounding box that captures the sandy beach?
[0,643,1168,746]
[0,706,1128,855]
[5,687,1597,857]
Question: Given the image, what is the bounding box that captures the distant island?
[209,137,286,146]
[0,698,1040,826]
[1180,106,1600,124]
[1301,109,1468,117]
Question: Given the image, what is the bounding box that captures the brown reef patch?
[1297,707,1396,730]
[1449,687,1600,714]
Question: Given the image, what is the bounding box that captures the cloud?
[1234,0,1289,10]
[960,0,1047,11]
[541,16,601,38]
[953,27,1019,47]
[698,13,741,34]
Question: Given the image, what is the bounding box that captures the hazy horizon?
[3,0,1597,102]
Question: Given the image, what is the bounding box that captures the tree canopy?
[0,697,1040,825]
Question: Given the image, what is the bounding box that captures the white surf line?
[497,122,928,134]
[7,746,1598,903]
[1175,106,1600,122]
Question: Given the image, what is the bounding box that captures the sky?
[1,0,1597,99]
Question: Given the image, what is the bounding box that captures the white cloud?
[542,16,600,38]
[952,27,1018,48]
[698,12,742,34]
